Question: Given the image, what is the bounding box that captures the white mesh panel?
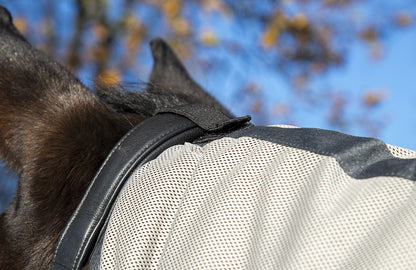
[98,137,416,269]
[387,144,416,159]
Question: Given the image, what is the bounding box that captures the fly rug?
[51,105,416,270]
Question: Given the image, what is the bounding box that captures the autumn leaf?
[91,46,109,62]
[250,99,263,114]
[13,17,27,34]
[162,0,181,20]
[394,12,413,27]
[261,10,287,48]
[126,30,142,51]
[359,27,379,42]
[200,30,218,46]
[92,23,109,41]
[363,90,387,107]
[262,27,279,48]
[97,68,121,85]
[290,13,309,31]
[172,17,190,36]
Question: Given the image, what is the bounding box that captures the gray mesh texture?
[97,136,416,269]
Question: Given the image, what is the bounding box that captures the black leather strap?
[50,105,250,270]
[157,104,251,132]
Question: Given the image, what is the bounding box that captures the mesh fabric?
[98,136,416,269]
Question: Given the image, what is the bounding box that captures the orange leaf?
[363,90,386,107]
[92,23,108,41]
[162,0,181,20]
[291,13,309,30]
[261,10,286,48]
[172,17,190,36]
[394,12,413,27]
[200,30,218,46]
[359,27,378,42]
[261,27,279,48]
[13,17,27,34]
[97,69,121,85]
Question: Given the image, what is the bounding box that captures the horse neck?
[0,93,141,269]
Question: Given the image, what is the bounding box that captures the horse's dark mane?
[96,83,188,117]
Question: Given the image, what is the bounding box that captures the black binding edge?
[50,105,250,270]
[229,126,416,181]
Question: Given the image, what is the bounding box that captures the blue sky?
[189,3,416,150]
[327,27,416,150]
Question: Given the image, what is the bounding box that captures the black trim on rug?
[229,126,416,181]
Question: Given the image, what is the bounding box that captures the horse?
[0,6,230,269]
[1,6,416,270]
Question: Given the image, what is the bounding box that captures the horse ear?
[148,38,231,115]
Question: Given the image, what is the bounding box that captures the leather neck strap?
[51,104,250,270]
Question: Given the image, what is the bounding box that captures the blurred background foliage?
[0,0,415,210]
[5,0,415,130]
